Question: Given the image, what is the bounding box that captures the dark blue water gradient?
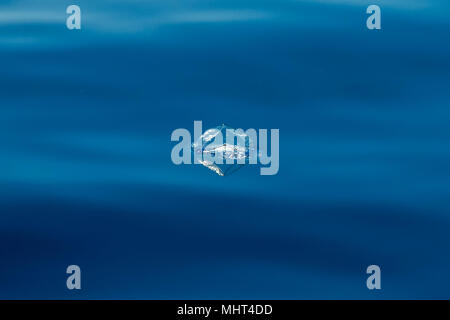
[0,0,450,299]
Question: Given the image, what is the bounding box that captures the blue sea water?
[0,0,450,299]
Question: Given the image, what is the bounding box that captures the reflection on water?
[0,0,450,298]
